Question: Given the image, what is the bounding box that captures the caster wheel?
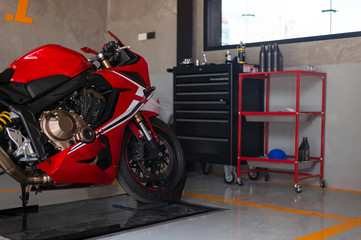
[237,178,243,186]
[248,171,261,181]
[224,171,237,184]
[319,179,326,188]
[265,174,270,182]
[200,163,212,175]
[295,185,303,193]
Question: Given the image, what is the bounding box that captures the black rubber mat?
[0,194,222,240]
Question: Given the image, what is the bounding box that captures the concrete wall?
[194,1,361,191]
[0,0,108,69]
[108,0,177,75]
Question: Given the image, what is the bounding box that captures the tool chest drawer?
[174,110,229,120]
[175,82,229,93]
[178,137,230,157]
[175,119,229,138]
[174,101,229,111]
[175,72,230,84]
[174,92,229,101]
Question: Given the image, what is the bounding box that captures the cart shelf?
[244,112,316,123]
[237,70,326,192]
[245,158,316,171]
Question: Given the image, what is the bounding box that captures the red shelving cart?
[237,70,326,192]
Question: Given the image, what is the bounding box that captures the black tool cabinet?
[173,63,264,166]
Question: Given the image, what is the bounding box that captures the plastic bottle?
[266,44,272,72]
[237,41,246,64]
[225,50,232,64]
[298,137,310,162]
[259,45,266,72]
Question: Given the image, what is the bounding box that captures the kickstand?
[20,184,29,212]
[0,184,37,218]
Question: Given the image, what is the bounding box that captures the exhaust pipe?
[0,147,52,185]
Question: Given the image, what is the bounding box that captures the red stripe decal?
[134,95,147,103]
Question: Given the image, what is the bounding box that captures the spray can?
[272,43,283,71]
[272,44,278,72]
[259,45,266,72]
[266,44,272,72]
[276,43,283,71]
[237,41,246,64]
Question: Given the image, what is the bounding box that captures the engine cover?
[40,110,95,150]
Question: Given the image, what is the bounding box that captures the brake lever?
[115,46,131,53]
[88,56,98,63]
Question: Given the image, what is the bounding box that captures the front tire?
[117,117,186,203]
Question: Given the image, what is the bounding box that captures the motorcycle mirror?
[80,47,99,55]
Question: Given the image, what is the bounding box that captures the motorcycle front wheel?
[117,117,186,203]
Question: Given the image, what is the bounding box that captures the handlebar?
[115,45,131,52]
[87,42,131,68]
[102,41,116,52]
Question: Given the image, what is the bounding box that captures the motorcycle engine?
[39,88,105,151]
[40,110,95,150]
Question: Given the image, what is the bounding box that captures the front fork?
[133,113,156,142]
[129,113,160,157]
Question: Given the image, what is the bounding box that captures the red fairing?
[35,37,153,184]
[37,135,121,184]
[8,44,91,84]
[116,55,151,88]
[37,66,149,184]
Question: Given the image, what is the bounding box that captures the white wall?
[317,63,361,190]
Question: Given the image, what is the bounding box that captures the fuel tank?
[8,44,92,84]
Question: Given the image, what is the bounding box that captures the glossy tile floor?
[98,174,361,240]
[0,173,360,240]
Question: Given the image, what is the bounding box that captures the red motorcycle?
[0,31,186,206]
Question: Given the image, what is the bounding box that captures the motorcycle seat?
[0,72,70,105]
[0,68,14,84]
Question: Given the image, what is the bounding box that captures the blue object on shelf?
[268,149,287,160]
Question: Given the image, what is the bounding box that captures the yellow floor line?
[258,180,361,195]
[0,187,21,193]
[294,216,361,240]
[0,186,32,193]
[183,192,353,222]
[190,173,361,194]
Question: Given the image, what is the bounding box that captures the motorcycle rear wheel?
[117,117,186,203]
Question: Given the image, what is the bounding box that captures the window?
[204,0,361,50]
